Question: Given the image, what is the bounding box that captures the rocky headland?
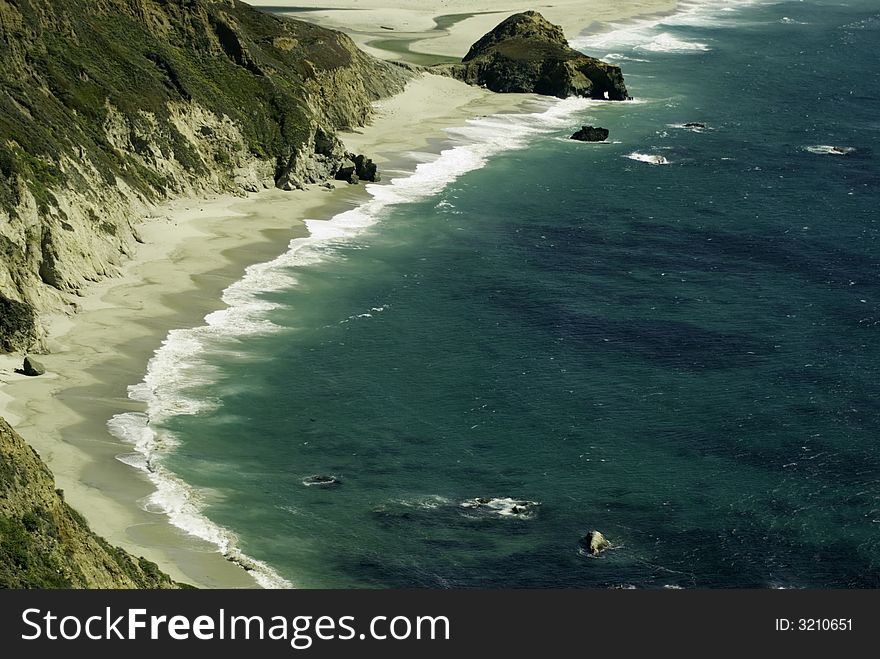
[432,11,628,100]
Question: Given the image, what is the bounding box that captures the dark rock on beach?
[302,475,343,487]
[22,356,46,377]
[433,11,628,100]
[334,153,380,184]
[570,126,610,142]
[335,160,359,185]
[352,154,381,182]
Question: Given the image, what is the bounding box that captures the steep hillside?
[0,416,181,588]
[0,0,410,352]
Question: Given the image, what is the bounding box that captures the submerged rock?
[433,12,628,100]
[580,530,611,556]
[684,122,707,129]
[626,152,669,166]
[302,475,342,487]
[460,497,540,519]
[22,356,45,377]
[570,126,610,142]
[804,145,856,156]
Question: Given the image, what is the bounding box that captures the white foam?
[667,122,710,132]
[639,33,711,53]
[115,452,149,471]
[301,475,342,487]
[460,497,541,519]
[107,95,600,589]
[804,145,856,156]
[572,0,763,55]
[626,152,671,165]
[108,411,292,588]
[602,53,651,63]
[394,495,452,510]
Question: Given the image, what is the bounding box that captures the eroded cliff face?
[434,11,628,101]
[0,0,410,352]
[0,417,180,588]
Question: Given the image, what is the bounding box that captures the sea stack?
[433,11,628,100]
[581,530,611,556]
[570,126,610,142]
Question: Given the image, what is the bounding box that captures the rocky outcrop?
[353,154,381,183]
[0,294,37,354]
[333,152,381,185]
[335,160,359,185]
[0,0,411,353]
[571,126,610,142]
[21,356,45,377]
[580,530,611,556]
[433,12,628,100]
[302,475,342,487]
[459,497,541,519]
[0,417,181,588]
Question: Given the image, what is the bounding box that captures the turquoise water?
[112,0,880,588]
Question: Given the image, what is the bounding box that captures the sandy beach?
[249,0,677,64]
[0,0,678,588]
[0,73,535,588]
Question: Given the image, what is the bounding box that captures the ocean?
[108,0,880,588]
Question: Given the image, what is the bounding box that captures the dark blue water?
[118,0,880,588]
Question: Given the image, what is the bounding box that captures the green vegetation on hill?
[0,0,413,587]
[432,11,628,100]
[0,0,402,210]
[0,0,408,353]
[0,417,182,588]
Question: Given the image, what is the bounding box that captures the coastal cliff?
[0,0,412,589]
[0,417,180,588]
[0,3,627,589]
[433,11,627,100]
[0,0,410,353]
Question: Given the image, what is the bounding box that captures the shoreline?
[249,0,679,64]
[0,73,536,588]
[0,1,685,588]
